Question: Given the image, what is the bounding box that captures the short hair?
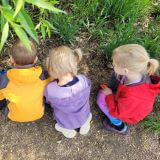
[10,39,37,65]
[47,46,83,78]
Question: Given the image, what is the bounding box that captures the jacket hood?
[50,79,91,111]
[120,75,160,97]
[7,66,42,84]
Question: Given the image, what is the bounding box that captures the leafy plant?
[72,0,151,28]
[99,20,141,58]
[50,13,79,43]
[68,0,152,56]
[100,18,160,59]
[0,0,65,51]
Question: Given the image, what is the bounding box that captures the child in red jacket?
[97,44,160,134]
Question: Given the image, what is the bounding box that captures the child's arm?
[108,72,121,92]
[0,71,8,108]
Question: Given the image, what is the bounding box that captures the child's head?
[10,39,37,66]
[112,44,159,76]
[47,46,82,79]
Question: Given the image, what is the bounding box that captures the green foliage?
[50,0,151,47]
[99,20,140,58]
[67,0,159,59]
[72,0,151,28]
[50,13,79,43]
[140,102,160,133]
[104,0,150,22]
[140,114,160,133]
[0,22,9,51]
[0,0,64,51]
[52,0,160,60]
[152,0,160,14]
[142,21,160,58]
[100,17,160,58]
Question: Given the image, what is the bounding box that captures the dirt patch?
[0,36,160,160]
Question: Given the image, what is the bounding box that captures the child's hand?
[102,87,112,95]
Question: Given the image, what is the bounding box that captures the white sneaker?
[80,113,92,135]
[55,123,77,138]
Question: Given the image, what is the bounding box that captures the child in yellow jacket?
[0,39,49,122]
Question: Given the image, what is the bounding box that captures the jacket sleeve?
[0,73,9,100]
[105,93,140,124]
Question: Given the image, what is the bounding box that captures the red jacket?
[105,75,160,124]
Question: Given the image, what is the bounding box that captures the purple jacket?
[44,75,91,129]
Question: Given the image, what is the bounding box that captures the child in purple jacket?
[44,46,92,138]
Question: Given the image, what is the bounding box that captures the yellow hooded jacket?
[0,65,49,122]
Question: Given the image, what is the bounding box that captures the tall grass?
[50,14,79,43]
[142,15,160,58]
[99,20,140,58]
[49,0,160,59]
[51,0,153,51]
[72,0,151,27]
[100,17,160,58]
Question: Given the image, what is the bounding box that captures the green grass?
[140,114,160,133]
[140,101,160,133]
[99,20,141,58]
[72,0,151,26]
[100,17,160,59]
[50,13,79,43]
[141,17,160,58]
[64,0,156,59]
[51,0,155,57]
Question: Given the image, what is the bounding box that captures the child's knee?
[97,90,106,106]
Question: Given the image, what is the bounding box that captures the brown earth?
[0,36,160,160]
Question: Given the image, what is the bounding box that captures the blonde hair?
[11,39,37,65]
[112,44,159,75]
[47,45,82,78]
